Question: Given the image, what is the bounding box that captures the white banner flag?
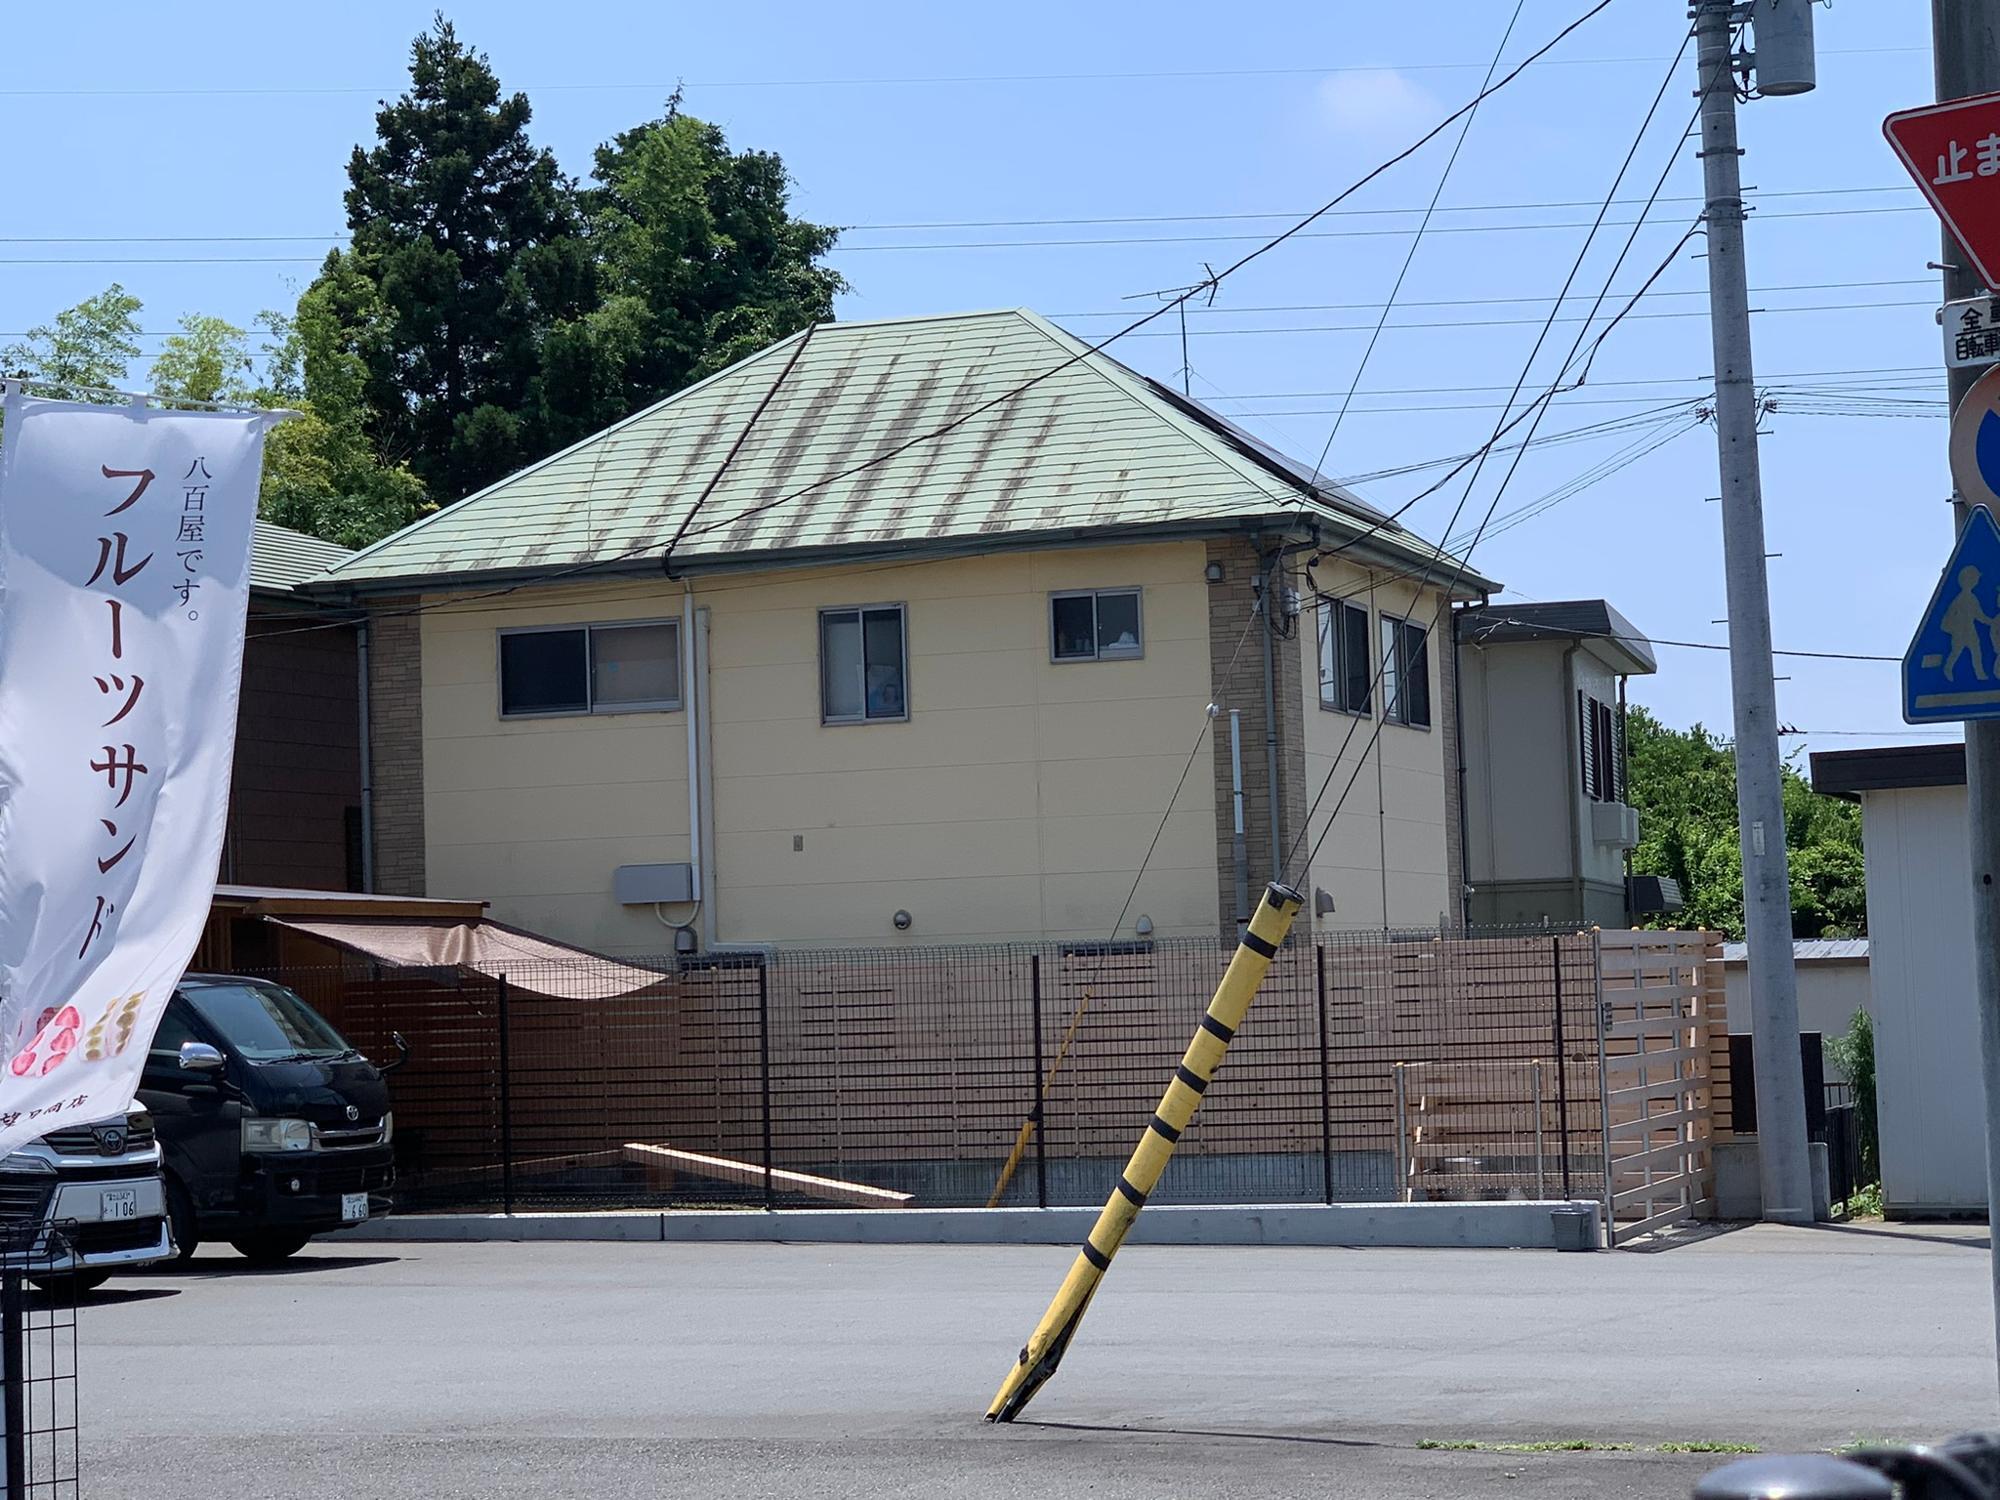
[0,392,279,1157]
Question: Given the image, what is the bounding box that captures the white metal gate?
[1596,930,1722,1245]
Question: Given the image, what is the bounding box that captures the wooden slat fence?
[257,926,1727,1238]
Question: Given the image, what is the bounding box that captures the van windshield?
[181,981,355,1063]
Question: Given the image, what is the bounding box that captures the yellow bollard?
[984,882,1304,1423]
[985,988,1093,1209]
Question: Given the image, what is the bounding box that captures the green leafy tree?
[1626,706,1866,938]
[314,21,844,506]
[258,259,429,548]
[149,313,261,405]
[544,99,845,447]
[336,13,588,500]
[0,285,143,399]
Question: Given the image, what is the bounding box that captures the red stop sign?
[1886,92,2000,291]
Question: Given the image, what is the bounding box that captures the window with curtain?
[499,620,681,717]
[821,605,908,723]
[1050,588,1144,661]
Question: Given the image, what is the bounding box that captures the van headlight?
[241,1118,313,1153]
[381,1111,393,1144]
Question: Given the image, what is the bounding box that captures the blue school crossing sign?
[1906,505,2000,723]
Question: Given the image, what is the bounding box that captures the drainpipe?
[682,578,719,951]
[1257,552,1282,884]
[1559,644,1585,924]
[1229,709,1249,930]
[1618,673,1632,921]
[1451,592,1487,928]
[683,579,703,913]
[356,618,375,894]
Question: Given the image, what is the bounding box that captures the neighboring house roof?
[315,309,1497,594]
[1720,939,1870,964]
[1812,742,1966,799]
[251,519,352,596]
[1455,598,1657,675]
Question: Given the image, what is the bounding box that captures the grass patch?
[1840,1183,1884,1219]
[1417,1440,1633,1453]
[1419,1439,1756,1455]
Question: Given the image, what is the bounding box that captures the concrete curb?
[336,1200,1603,1250]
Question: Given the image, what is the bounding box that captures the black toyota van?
[137,975,395,1263]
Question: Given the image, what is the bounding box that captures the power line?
[247,0,1630,650]
[1104,298,1934,337]
[0,281,1936,347]
[0,46,1925,99]
[674,0,1624,552]
[0,188,1921,250]
[847,184,1917,232]
[1054,277,1934,319]
[1311,0,1526,481]
[1288,26,1706,884]
[825,204,1921,252]
[1461,617,1901,663]
[0,203,1927,267]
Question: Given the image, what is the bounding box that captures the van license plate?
[341,1193,368,1223]
[100,1188,137,1221]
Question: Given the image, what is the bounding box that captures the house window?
[498,620,681,717]
[1317,598,1372,715]
[1579,692,1624,801]
[1381,615,1431,729]
[821,605,908,723]
[1051,589,1143,661]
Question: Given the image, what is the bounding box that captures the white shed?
[1812,744,1982,1218]
[1720,939,1870,1083]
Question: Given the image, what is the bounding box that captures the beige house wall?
[419,541,1221,952]
[420,584,695,952]
[1297,568,1454,931]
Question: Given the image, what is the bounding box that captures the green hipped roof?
[317,309,1497,594]
[251,518,352,593]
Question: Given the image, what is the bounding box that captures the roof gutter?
[303,512,1492,604]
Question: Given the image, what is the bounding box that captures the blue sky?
[0,0,1951,757]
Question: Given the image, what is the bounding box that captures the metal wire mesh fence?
[257,925,1636,1215]
[2,1230,79,1500]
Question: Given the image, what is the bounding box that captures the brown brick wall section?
[1206,536,1304,938]
[367,598,426,896]
[225,612,362,890]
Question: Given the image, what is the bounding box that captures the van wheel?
[230,1232,311,1265]
[165,1178,199,1262]
[29,1271,109,1296]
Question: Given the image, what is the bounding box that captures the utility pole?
[1692,0,1816,1223]
[1931,0,2000,1391]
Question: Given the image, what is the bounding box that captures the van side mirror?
[380,1031,412,1076]
[179,1042,226,1073]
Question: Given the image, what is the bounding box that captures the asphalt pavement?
[78,1222,1998,1499]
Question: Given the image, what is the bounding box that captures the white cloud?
[1315,68,1443,138]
